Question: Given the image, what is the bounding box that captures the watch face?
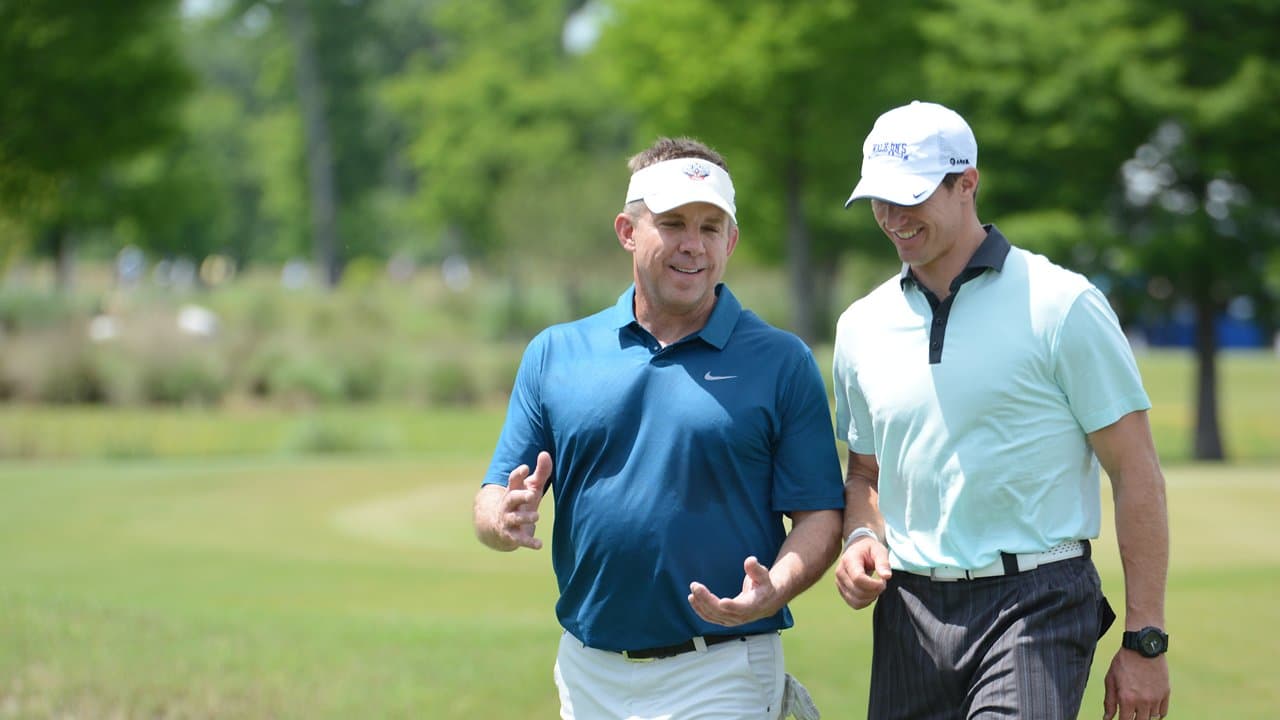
[1138,628,1168,657]
[1141,634,1164,655]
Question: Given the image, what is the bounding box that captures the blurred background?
[2,0,1278,460]
[2,1,1279,717]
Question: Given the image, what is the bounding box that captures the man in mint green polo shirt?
[473,136,843,719]
[833,101,1171,720]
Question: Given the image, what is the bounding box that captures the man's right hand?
[474,451,552,551]
[834,536,892,610]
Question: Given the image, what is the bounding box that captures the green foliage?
[0,0,191,210]
[387,0,625,259]
[244,342,346,405]
[285,418,396,455]
[0,287,87,334]
[590,0,930,338]
[138,349,228,406]
[919,0,1182,214]
[37,348,111,405]
[918,0,1280,458]
[423,359,480,407]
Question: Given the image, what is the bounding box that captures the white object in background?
[177,304,218,338]
[88,315,120,342]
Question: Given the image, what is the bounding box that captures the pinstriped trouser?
[868,556,1109,720]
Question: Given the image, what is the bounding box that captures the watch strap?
[1122,626,1168,657]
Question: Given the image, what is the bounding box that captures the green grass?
[0,405,506,460]
[0,347,1276,716]
[1134,349,1280,462]
[1,451,1278,718]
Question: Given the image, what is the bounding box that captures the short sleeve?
[833,318,876,454]
[770,345,845,512]
[482,333,552,487]
[1053,287,1151,433]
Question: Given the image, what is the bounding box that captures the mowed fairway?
[1,454,1277,718]
[0,455,563,718]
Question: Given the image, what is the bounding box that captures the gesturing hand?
[834,536,892,610]
[688,556,782,627]
[499,451,552,550]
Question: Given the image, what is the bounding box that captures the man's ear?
[725,223,739,258]
[961,166,980,197]
[615,212,637,251]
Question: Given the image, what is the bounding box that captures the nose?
[676,226,704,254]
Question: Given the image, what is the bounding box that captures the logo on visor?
[871,142,910,161]
[683,162,711,181]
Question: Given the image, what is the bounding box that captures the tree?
[194,0,423,285]
[1110,0,1280,460]
[918,0,1280,460]
[282,0,341,287]
[0,0,191,286]
[387,0,630,278]
[589,0,930,341]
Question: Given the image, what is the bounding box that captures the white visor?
[625,158,736,223]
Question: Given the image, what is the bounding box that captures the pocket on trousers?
[1097,595,1116,640]
[744,634,784,715]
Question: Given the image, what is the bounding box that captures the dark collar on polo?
[611,283,740,351]
[898,224,1012,293]
[899,225,1012,364]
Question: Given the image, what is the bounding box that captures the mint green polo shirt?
[833,227,1151,572]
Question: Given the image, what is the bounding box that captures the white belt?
[906,540,1089,582]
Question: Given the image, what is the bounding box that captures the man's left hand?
[1103,650,1170,720]
[687,556,781,626]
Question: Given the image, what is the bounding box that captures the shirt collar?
[610,283,740,350]
[899,224,1012,290]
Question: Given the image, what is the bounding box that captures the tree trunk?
[52,225,74,292]
[284,0,341,289]
[810,250,839,343]
[784,155,814,342]
[1193,299,1225,460]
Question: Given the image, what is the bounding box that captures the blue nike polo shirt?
[484,284,844,652]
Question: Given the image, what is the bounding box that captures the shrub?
[265,354,347,406]
[140,350,227,405]
[1,328,110,404]
[40,349,110,404]
[0,288,87,334]
[285,418,396,454]
[477,284,570,341]
[424,358,479,407]
[336,350,385,403]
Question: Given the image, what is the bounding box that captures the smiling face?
[615,201,738,340]
[870,167,980,285]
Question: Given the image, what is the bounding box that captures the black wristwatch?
[1121,626,1169,658]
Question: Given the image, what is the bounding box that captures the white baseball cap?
[625,158,737,223]
[844,101,977,207]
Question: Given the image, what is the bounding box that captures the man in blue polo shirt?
[473,136,844,719]
[832,102,1171,720]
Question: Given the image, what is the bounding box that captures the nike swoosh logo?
[912,190,929,199]
[704,372,738,381]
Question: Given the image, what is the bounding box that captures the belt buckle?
[929,566,965,582]
[621,651,656,663]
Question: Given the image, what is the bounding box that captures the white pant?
[554,631,785,720]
